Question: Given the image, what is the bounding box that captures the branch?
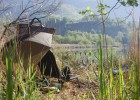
[0,0,11,16]
[0,0,61,40]
[10,0,46,25]
[29,1,61,18]
[90,1,120,26]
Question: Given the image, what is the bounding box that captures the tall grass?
[5,48,13,100]
[108,49,114,100]
[1,42,42,100]
[3,41,16,100]
[96,33,140,100]
[0,31,140,100]
[135,63,139,100]
[98,35,105,99]
[52,33,140,100]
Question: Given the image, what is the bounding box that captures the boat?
[2,18,55,69]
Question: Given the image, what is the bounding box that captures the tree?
[80,0,140,99]
[79,0,139,53]
[0,0,61,40]
[0,0,11,16]
[115,32,124,42]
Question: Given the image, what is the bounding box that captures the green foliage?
[120,1,127,6]
[96,3,109,15]
[119,0,139,7]
[46,17,130,44]
[90,12,94,16]
[79,11,87,15]
[1,42,42,100]
[79,6,91,15]
[54,31,116,45]
[79,2,110,16]
[0,34,139,100]
[79,0,139,17]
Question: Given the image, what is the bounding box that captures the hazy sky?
[64,0,140,21]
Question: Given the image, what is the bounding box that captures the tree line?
[46,16,131,44]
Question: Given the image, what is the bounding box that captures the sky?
[2,0,140,22]
[63,0,140,21]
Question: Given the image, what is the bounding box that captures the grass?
[0,35,140,100]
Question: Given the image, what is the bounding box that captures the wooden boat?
[2,18,55,69]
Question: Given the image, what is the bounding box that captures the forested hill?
[45,16,131,44]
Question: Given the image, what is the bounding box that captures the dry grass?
[0,32,140,99]
[44,69,98,100]
[0,47,99,100]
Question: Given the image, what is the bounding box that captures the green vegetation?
[54,30,116,45]
[0,35,140,99]
[46,16,130,45]
[0,0,140,100]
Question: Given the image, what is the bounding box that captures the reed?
[0,33,140,100]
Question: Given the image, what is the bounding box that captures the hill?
[46,16,130,44]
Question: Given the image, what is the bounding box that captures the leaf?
[90,12,94,16]
[102,11,107,15]
[96,3,104,9]
[79,11,86,15]
[120,1,127,6]
[127,0,133,6]
[98,9,102,13]
[86,6,91,12]
[127,0,139,7]
[135,3,139,7]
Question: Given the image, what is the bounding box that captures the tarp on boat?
[25,32,52,47]
[2,18,55,69]
[2,18,72,81]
